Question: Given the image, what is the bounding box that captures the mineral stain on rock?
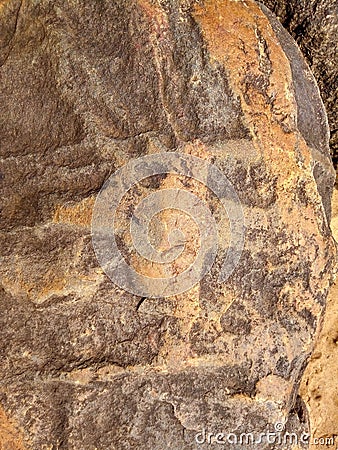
[0,405,26,450]
[0,0,336,449]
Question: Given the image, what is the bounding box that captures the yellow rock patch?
[53,196,95,227]
[0,406,26,450]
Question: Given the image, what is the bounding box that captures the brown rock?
[260,0,338,169]
[300,188,338,447]
[0,0,336,449]
[0,405,26,450]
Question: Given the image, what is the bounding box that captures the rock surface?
[260,0,338,168]
[300,188,338,447]
[0,1,336,449]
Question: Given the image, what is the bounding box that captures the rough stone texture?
[300,188,338,447]
[0,1,336,449]
[260,0,338,169]
[0,405,25,450]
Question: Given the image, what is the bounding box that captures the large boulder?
[0,0,336,448]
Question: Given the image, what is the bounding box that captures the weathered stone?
[0,1,336,449]
[260,0,338,169]
[300,188,338,445]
